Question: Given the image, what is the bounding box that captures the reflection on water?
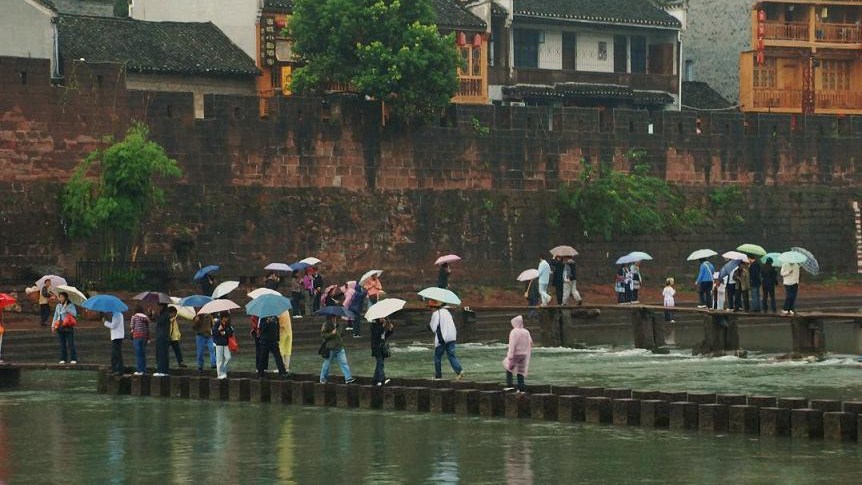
[0,372,861,483]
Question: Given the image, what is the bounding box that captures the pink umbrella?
[434,254,461,265]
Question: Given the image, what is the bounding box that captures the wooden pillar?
[695,314,740,356]
[631,308,664,351]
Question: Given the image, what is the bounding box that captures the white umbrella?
[55,285,87,306]
[722,251,749,261]
[359,269,383,286]
[549,245,578,257]
[434,254,461,265]
[247,288,282,299]
[198,299,240,315]
[36,275,67,289]
[212,280,240,299]
[418,287,461,306]
[686,249,718,261]
[517,269,539,282]
[365,298,407,321]
[300,257,322,266]
[264,262,292,272]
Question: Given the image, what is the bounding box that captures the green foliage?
[560,152,707,240]
[288,0,460,120]
[113,0,129,18]
[708,185,743,207]
[471,117,490,136]
[61,123,181,257]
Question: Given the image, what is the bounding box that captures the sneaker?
[345,326,353,331]
[376,382,383,386]
[432,377,443,381]
[294,315,302,320]
[319,380,327,384]
[153,373,167,377]
[669,320,676,324]
[781,310,790,315]
[788,310,796,315]
[383,378,391,385]
[218,376,227,380]
[503,387,516,392]
[70,360,77,365]
[697,305,707,309]
[456,372,465,381]
[353,335,361,338]
[133,371,144,376]
[58,361,66,364]
[345,377,357,384]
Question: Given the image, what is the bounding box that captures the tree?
[61,122,181,259]
[288,0,461,120]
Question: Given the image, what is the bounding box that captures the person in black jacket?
[437,263,451,289]
[212,312,234,379]
[200,274,215,297]
[749,259,762,312]
[761,258,778,313]
[550,256,565,305]
[257,315,287,378]
[371,318,394,385]
[154,304,172,376]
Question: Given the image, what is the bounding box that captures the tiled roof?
[681,81,734,110]
[57,15,258,77]
[492,2,509,16]
[513,0,682,28]
[263,0,293,12]
[503,82,674,106]
[431,0,486,30]
[36,0,114,17]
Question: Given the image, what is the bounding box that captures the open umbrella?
[418,287,461,306]
[791,247,820,275]
[169,298,197,321]
[133,291,172,304]
[722,251,749,261]
[193,265,220,281]
[779,250,808,265]
[290,261,311,272]
[365,298,407,321]
[549,245,578,257]
[300,257,322,266]
[359,270,383,286]
[264,262,293,272]
[718,259,741,280]
[615,252,652,265]
[198,299,240,315]
[81,294,128,313]
[0,293,17,310]
[686,249,718,261]
[55,285,88,306]
[736,243,767,257]
[316,305,353,318]
[246,294,293,318]
[434,254,461,265]
[212,281,240,299]
[516,268,539,282]
[247,288,282,299]
[761,252,781,265]
[36,275,67,289]
[180,294,214,308]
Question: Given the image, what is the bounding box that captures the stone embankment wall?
[1,56,859,286]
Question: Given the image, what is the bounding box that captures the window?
[631,36,647,74]
[753,58,777,89]
[562,32,576,70]
[514,29,540,68]
[491,20,504,67]
[821,60,851,90]
[684,60,694,81]
[613,36,626,72]
[458,46,482,77]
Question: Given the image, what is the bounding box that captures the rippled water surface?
[0,371,861,483]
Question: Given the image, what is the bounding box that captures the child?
[712,271,723,310]
[663,278,676,345]
[503,315,532,392]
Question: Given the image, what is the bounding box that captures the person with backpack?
[51,291,78,364]
[370,317,394,386]
[257,315,287,378]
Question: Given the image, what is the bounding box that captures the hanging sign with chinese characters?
[260,16,277,66]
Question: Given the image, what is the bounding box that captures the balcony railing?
[505,68,678,93]
[752,89,803,109]
[763,21,809,41]
[816,90,862,109]
[816,22,862,43]
[454,75,487,104]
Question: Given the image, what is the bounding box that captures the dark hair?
[135,305,145,314]
[168,306,178,314]
[58,291,69,301]
[765,257,773,264]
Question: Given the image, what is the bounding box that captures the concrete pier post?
[383,386,407,411]
[505,392,530,419]
[291,381,315,406]
[314,383,337,407]
[169,375,189,399]
[557,395,586,422]
[632,308,664,350]
[131,375,151,397]
[530,394,558,421]
[669,402,699,430]
[97,370,108,394]
[576,386,605,398]
[696,314,739,356]
[478,391,504,417]
[640,400,669,428]
[759,407,791,436]
[659,391,688,403]
[603,388,632,400]
[538,308,563,347]
[809,399,841,412]
[250,379,271,403]
[270,380,290,404]
[229,379,251,402]
[585,397,612,424]
[791,408,824,439]
[698,404,729,432]
[748,396,777,408]
[107,375,131,395]
[777,397,808,410]
[716,394,747,406]
[729,405,759,434]
[358,385,383,409]
[404,387,430,412]
[632,390,661,401]
[189,376,210,400]
[150,376,170,398]
[824,412,857,441]
[791,317,825,355]
[687,393,716,405]
[336,384,359,408]
[613,398,641,425]
[430,388,455,413]
[454,389,480,416]
[209,378,229,401]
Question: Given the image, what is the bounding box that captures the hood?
[510,315,524,329]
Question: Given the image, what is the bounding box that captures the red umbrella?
[0,293,16,309]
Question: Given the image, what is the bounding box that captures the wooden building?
[740,0,862,114]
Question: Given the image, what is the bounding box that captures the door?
[614,35,628,73]
[562,32,577,70]
[631,36,647,73]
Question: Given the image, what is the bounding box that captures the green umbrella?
[736,243,767,257]
[778,251,807,265]
[761,252,781,264]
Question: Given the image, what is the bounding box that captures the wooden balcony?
[453,75,488,104]
[816,90,862,109]
[752,89,803,109]
[763,21,809,41]
[500,68,678,94]
[750,89,862,112]
[816,22,862,43]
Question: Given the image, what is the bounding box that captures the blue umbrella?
[718,260,740,281]
[181,294,214,308]
[290,261,311,271]
[245,294,293,318]
[316,305,353,318]
[193,265,220,281]
[81,294,128,313]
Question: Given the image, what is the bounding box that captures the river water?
[2,358,862,483]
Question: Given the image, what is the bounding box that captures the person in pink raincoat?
[502,315,532,392]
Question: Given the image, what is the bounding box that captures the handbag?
[62,313,77,328]
[379,341,391,359]
[227,335,239,352]
[318,340,330,359]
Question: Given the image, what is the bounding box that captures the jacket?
[155,308,171,341]
[169,315,181,342]
[130,313,150,340]
[749,261,762,287]
[104,312,125,340]
[437,265,450,289]
[696,261,715,284]
[321,319,344,351]
[550,259,565,286]
[192,313,212,336]
[363,278,383,298]
[370,320,393,358]
[736,265,751,291]
[53,302,77,332]
[211,316,234,346]
[537,259,551,285]
[259,316,280,342]
[503,316,532,376]
[429,307,457,347]
[781,263,800,286]
[762,265,778,289]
